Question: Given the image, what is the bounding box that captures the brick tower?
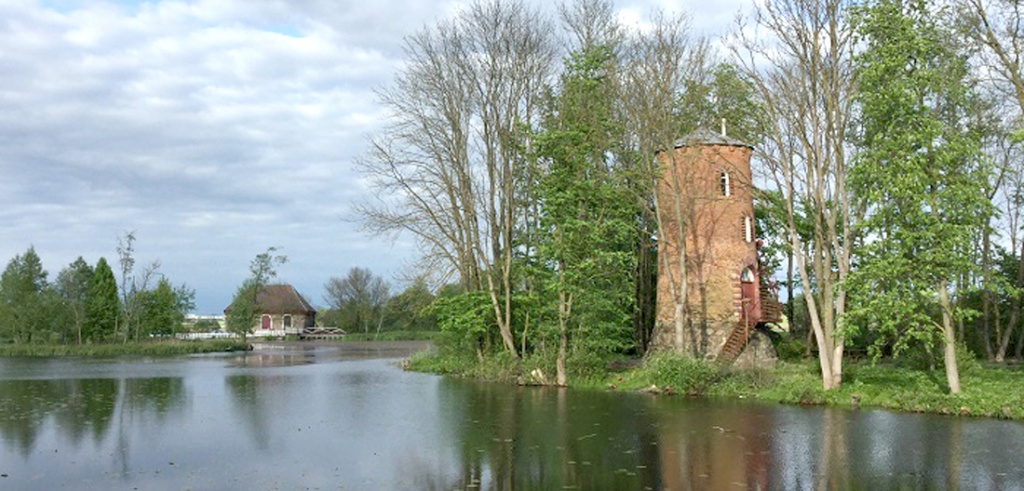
[652,128,779,362]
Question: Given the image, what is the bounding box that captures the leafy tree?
[84,258,119,343]
[226,248,287,342]
[324,267,390,334]
[0,247,50,343]
[848,0,993,394]
[383,277,436,332]
[138,278,194,337]
[55,257,94,344]
[533,45,636,384]
[116,232,160,342]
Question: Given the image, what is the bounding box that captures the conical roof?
[673,127,752,149]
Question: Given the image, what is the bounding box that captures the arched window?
[740,267,755,283]
[744,216,753,243]
[283,315,293,329]
[720,170,731,197]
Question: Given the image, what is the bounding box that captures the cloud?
[0,0,746,313]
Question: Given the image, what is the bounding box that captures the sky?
[0,0,745,314]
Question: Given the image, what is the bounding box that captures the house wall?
[652,142,761,359]
[249,313,314,337]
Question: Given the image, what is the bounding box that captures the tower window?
[744,216,753,243]
[720,171,731,197]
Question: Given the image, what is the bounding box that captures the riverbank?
[0,339,250,357]
[405,349,1024,420]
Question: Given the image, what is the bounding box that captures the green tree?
[0,247,50,344]
[533,45,636,384]
[848,0,993,394]
[138,278,194,337]
[55,257,94,344]
[382,277,436,332]
[84,258,119,343]
[226,248,286,342]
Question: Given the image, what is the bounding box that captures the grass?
[0,339,250,357]
[407,348,1024,420]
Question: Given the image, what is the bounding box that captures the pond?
[1,342,1023,490]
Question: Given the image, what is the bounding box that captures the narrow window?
[744,216,753,243]
[741,267,755,283]
[283,315,293,329]
[720,170,731,197]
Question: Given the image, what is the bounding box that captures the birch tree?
[731,0,857,389]
[358,0,556,357]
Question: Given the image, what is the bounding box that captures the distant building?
[652,128,782,364]
[224,284,316,337]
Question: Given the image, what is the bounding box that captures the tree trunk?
[939,281,961,394]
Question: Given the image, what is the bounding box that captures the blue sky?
[0,0,745,313]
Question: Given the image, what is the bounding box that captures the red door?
[261,314,271,330]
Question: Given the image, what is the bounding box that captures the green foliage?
[54,257,94,344]
[620,352,722,396]
[0,247,50,344]
[428,291,495,351]
[84,258,119,343]
[847,0,992,364]
[137,278,194,336]
[226,248,286,341]
[0,339,249,357]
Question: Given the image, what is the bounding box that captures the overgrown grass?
[0,339,250,357]
[407,347,1024,420]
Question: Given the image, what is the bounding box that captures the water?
[1,343,1022,490]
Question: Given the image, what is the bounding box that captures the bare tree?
[964,0,1024,360]
[730,0,857,389]
[325,267,391,334]
[620,11,712,354]
[358,0,556,356]
[116,231,160,342]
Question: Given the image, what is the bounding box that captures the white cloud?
[0,0,746,313]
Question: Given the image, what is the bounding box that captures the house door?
[740,267,760,327]
[261,314,271,330]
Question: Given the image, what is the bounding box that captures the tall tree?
[619,10,711,355]
[116,232,160,342]
[963,0,1024,360]
[358,0,557,357]
[55,257,94,344]
[226,248,287,343]
[138,278,195,337]
[84,258,119,343]
[732,0,857,389]
[0,247,50,344]
[849,0,992,394]
[533,44,636,384]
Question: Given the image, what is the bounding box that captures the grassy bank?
[0,339,251,357]
[406,349,1024,420]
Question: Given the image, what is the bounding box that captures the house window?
[283,315,293,329]
[744,215,753,243]
[720,171,731,197]
[261,314,271,330]
[741,267,755,283]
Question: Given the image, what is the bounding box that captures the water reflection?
[2,350,1024,490]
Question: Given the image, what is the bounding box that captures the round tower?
[652,128,763,359]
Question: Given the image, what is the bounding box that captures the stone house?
[224,284,316,337]
[653,128,781,363]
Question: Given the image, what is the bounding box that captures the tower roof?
[673,127,752,149]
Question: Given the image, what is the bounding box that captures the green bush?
[631,352,721,396]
